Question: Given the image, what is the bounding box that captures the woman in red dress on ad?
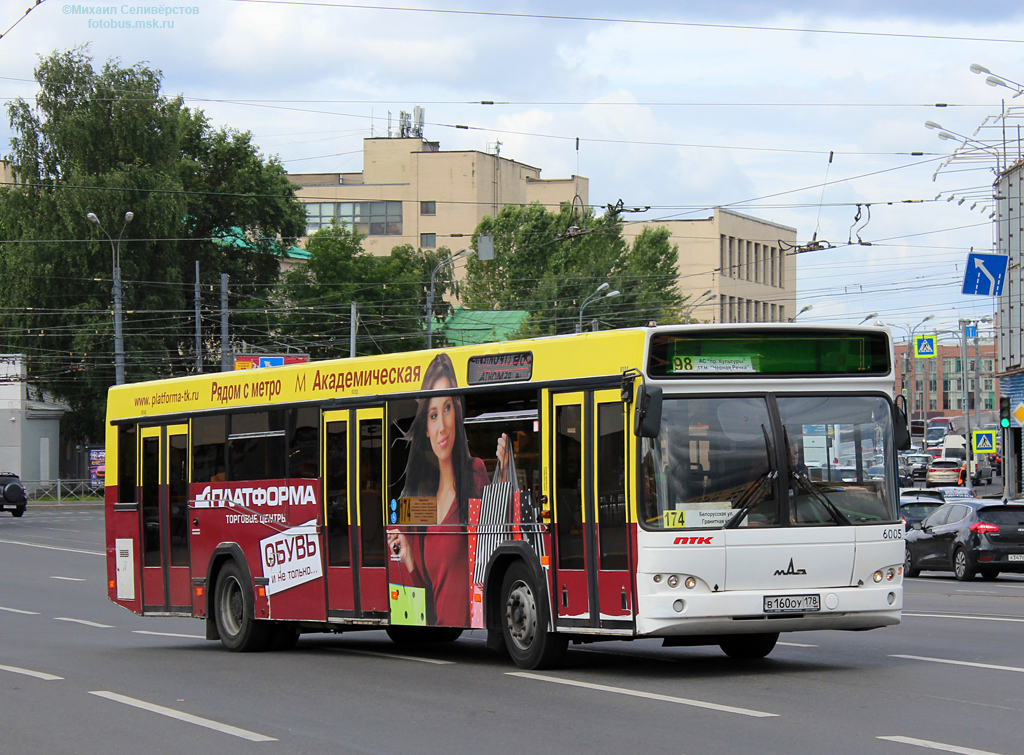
[387,353,508,626]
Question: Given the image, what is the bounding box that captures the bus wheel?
[386,626,463,644]
[501,561,566,670]
[719,632,779,660]
[214,561,270,652]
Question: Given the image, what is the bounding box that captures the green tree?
[279,224,453,359]
[0,47,304,443]
[463,202,685,334]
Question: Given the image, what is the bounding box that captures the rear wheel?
[720,632,780,660]
[385,626,463,644]
[905,545,921,578]
[953,548,975,581]
[214,561,270,652]
[979,569,1000,581]
[10,506,24,518]
[501,561,567,669]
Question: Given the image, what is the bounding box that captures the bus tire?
[214,561,270,652]
[953,547,975,581]
[719,632,779,660]
[500,561,566,670]
[385,626,463,644]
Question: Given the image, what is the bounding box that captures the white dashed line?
[879,734,1007,754]
[0,664,62,681]
[0,539,103,556]
[890,654,1024,674]
[133,630,205,640]
[50,576,87,582]
[508,671,777,718]
[331,647,454,665]
[903,613,1024,624]
[54,617,113,628]
[89,691,277,742]
[777,641,818,647]
[0,605,39,615]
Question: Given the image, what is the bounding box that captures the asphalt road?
[2,506,1023,755]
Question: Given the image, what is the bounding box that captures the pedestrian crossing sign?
[914,335,936,358]
[972,430,996,454]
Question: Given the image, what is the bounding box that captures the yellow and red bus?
[104,324,908,668]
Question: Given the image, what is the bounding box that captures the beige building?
[622,209,797,324]
[289,137,587,257]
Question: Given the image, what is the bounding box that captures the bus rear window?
[648,329,891,377]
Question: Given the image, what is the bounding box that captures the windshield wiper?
[784,427,852,526]
[725,425,777,528]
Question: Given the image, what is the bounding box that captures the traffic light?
[1000,396,1012,428]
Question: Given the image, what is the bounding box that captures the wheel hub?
[506,580,537,651]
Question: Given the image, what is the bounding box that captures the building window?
[420,201,436,215]
[420,233,437,248]
[304,201,403,237]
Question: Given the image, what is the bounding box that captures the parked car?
[899,488,944,529]
[925,459,964,487]
[905,500,1024,580]
[0,472,26,517]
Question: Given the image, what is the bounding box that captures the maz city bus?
[104,324,909,669]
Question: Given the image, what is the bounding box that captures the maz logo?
[774,558,807,576]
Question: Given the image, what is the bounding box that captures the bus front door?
[139,424,192,614]
[322,408,389,619]
[551,390,634,631]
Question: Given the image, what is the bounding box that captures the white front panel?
[723,528,856,591]
[115,538,135,601]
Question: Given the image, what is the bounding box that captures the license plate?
[764,594,820,613]
[1009,554,1024,562]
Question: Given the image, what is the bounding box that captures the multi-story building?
[893,339,999,423]
[622,209,798,323]
[288,137,586,257]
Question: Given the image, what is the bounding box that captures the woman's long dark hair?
[400,353,475,524]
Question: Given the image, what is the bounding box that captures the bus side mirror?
[893,396,911,450]
[634,384,663,438]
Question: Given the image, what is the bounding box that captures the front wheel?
[501,561,567,669]
[214,561,270,652]
[905,545,921,579]
[719,632,779,660]
[953,548,975,581]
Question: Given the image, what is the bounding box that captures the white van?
[942,434,993,485]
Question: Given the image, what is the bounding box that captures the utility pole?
[194,260,202,373]
[350,301,357,358]
[220,274,230,371]
[960,320,973,491]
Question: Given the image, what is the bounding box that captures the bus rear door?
[139,424,192,614]
[551,390,634,631]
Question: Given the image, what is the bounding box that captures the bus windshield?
[640,395,898,530]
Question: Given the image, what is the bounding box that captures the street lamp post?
[578,283,620,333]
[425,235,493,349]
[789,304,812,322]
[858,312,879,325]
[888,316,934,428]
[684,289,714,324]
[87,211,133,385]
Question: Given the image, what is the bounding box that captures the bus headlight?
[684,576,696,589]
[667,575,680,588]
[872,570,884,583]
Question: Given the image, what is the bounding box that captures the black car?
[0,472,26,517]
[905,500,1024,581]
[899,489,944,529]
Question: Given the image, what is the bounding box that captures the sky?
[2,0,1023,344]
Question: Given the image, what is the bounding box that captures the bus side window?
[192,415,226,483]
[288,407,320,479]
[118,424,137,503]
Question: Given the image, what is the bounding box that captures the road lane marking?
[0,539,103,557]
[0,605,39,615]
[50,576,87,582]
[89,691,276,742]
[0,664,62,681]
[133,630,205,640]
[330,647,454,665]
[903,612,1024,624]
[508,671,777,718]
[878,735,1006,754]
[54,617,113,628]
[890,654,1024,674]
[777,641,818,647]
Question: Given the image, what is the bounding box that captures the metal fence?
[23,480,103,503]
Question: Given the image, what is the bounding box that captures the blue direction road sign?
[972,430,997,454]
[914,335,936,358]
[962,252,1008,296]
[966,324,978,339]
[258,356,285,368]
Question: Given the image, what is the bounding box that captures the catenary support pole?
[194,260,202,373]
[220,274,230,371]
